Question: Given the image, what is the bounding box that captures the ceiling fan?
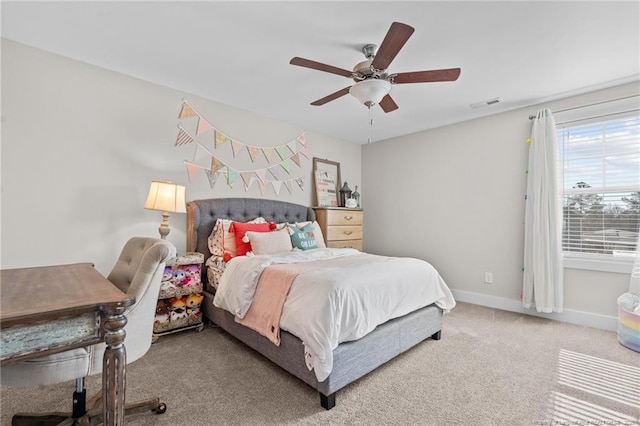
[290,22,461,113]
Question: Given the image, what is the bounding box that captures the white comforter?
[213,248,456,382]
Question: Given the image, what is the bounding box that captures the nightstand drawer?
[325,225,362,241]
[323,210,363,226]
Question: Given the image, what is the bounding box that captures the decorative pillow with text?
[288,224,319,251]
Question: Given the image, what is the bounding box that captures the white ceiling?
[2,1,639,144]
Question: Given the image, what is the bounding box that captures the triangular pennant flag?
[271,180,282,195]
[178,102,197,119]
[231,140,243,158]
[210,157,224,174]
[296,133,306,144]
[186,162,201,182]
[295,177,304,191]
[287,140,297,154]
[290,153,301,167]
[240,172,254,189]
[280,159,291,174]
[257,180,266,195]
[255,169,266,183]
[283,180,292,194]
[298,143,310,159]
[193,143,210,162]
[268,166,280,180]
[247,146,260,162]
[275,146,289,161]
[227,167,239,186]
[215,131,228,149]
[196,117,213,135]
[175,128,194,146]
[262,147,273,163]
[204,170,220,188]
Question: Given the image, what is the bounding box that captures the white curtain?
[523,108,564,313]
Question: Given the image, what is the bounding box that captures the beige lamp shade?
[144,181,186,239]
[144,181,186,213]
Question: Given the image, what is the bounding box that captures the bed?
[186,197,455,409]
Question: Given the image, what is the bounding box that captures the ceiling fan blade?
[370,22,415,70]
[392,68,461,84]
[379,94,399,113]
[290,57,353,78]
[311,86,352,106]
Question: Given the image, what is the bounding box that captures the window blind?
[558,113,640,258]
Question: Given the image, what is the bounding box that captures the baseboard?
[450,289,618,332]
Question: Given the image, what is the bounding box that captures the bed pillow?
[288,224,319,251]
[208,217,266,258]
[245,228,293,255]
[294,221,326,248]
[231,221,275,257]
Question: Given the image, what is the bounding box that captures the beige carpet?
[1,302,638,425]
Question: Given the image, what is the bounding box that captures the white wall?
[0,39,361,275]
[362,82,639,329]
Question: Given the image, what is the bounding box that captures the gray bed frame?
[186,198,443,410]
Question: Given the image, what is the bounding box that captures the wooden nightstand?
[313,207,363,250]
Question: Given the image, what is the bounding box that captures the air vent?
[470,97,502,109]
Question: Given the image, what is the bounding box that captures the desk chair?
[2,237,176,425]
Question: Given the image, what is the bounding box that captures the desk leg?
[101,305,128,426]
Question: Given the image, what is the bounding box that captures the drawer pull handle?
[344,215,353,221]
[344,231,353,235]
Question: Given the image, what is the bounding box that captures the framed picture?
[313,157,341,207]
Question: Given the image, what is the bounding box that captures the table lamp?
[144,181,186,239]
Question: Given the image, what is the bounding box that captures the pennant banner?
[177,100,307,164]
[176,100,309,194]
[184,161,305,195]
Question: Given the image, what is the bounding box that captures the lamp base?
[158,212,170,240]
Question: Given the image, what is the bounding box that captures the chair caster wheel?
[153,402,167,414]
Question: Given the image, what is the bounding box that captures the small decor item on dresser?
[345,198,357,208]
[352,185,360,208]
[339,182,352,207]
[313,157,341,207]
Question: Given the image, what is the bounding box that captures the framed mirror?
[312,157,341,207]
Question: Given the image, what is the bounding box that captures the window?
[557,103,639,266]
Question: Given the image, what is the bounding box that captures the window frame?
[554,96,639,274]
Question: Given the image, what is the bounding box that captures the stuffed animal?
[183,264,201,289]
[154,299,171,324]
[185,293,204,316]
[169,296,187,321]
[172,269,187,287]
[159,278,176,294]
[162,266,173,282]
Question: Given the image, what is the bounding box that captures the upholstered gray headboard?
[186,198,316,262]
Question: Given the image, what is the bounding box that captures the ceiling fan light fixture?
[349,79,391,107]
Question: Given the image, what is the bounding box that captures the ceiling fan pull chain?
[368,105,374,144]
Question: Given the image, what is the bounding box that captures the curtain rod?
[528,94,640,120]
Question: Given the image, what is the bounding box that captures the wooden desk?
[0,263,135,426]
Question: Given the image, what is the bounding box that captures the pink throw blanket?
[235,262,322,345]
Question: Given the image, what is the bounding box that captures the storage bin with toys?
[153,252,205,341]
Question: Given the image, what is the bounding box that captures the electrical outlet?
[484,272,494,284]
